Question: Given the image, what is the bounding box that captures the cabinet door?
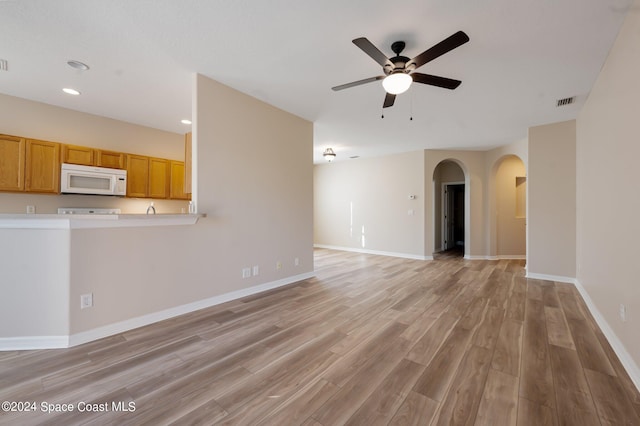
[149,157,169,199]
[126,154,149,198]
[169,161,190,200]
[25,139,60,193]
[0,134,25,191]
[97,150,126,169]
[184,132,192,194]
[62,144,95,166]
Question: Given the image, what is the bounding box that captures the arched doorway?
[490,155,526,259]
[433,160,466,258]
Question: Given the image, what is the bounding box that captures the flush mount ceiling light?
[323,148,336,162]
[181,119,192,125]
[382,72,412,95]
[67,60,90,71]
[62,88,80,95]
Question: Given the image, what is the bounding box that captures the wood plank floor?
[1,248,639,425]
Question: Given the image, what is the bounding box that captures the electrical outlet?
[276,261,282,270]
[80,293,93,309]
[26,205,35,214]
[252,265,259,276]
[619,304,627,322]
[242,267,251,278]
[294,257,300,266]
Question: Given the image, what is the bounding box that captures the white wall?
[0,229,69,338]
[576,0,640,377]
[527,120,576,279]
[314,151,426,259]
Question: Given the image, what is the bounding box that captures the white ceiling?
[0,0,633,163]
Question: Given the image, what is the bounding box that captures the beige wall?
[495,156,526,257]
[576,1,640,376]
[314,151,426,258]
[433,161,465,252]
[0,93,188,214]
[314,146,526,260]
[485,139,528,258]
[425,150,486,258]
[527,120,576,278]
[1,74,314,339]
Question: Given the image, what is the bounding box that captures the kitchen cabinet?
[25,139,60,193]
[184,132,192,194]
[126,154,149,198]
[62,144,95,166]
[97,150,126,169]
[0,134,25,192]
[149,157,169,199]
[170,161,190,200]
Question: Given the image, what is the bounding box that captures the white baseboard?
[0,336,70,350]
[464,255,526,260]
[314,244,432,261]
[573,279,640,392]
[525,271,577,284]
[0,271,315,351]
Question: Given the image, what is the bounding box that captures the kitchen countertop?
[0,213,205,229]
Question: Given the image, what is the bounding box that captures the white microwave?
[61,163,127,196]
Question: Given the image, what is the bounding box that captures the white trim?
[497,255,527,260]
[573,279,640,392]
[464,254,527,260]
[0,272,314,351]
[314,244,432,261]
[525,272,577,284]
[0,214,203,230]
[0,336,69,351]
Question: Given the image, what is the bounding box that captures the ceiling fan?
[332,31,470,108]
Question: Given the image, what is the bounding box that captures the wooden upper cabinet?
[169,161,189,200]
[62,144,95,166]
[25,139,60,193]
[126,154,149,198]
[0,134,26,192]
[97,150,126,169]
[149,157,169,199]
[184,132,192,194]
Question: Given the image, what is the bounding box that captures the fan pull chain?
[410,91,413,121]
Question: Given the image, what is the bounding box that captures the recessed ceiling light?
[67,60,90,71]
[181,119,192,125]
[62,88,81,95]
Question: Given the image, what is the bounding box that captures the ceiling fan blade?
[353,37,394,68]
[332,75,384,91]
[407,31,469,70]
[383,92,396,108]
[412,73,462,90]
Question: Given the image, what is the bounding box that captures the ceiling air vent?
[556,96,575,107]
[0,59,7,71]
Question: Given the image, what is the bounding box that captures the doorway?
[443,183,465,254]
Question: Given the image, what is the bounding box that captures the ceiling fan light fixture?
[382,72,412,95]
[323,148,336,162]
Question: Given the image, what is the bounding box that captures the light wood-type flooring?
[1,248,639,425]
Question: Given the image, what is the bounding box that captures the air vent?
[0,59,7,71]
[556,96,575,107]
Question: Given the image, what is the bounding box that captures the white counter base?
[0,213,203,229]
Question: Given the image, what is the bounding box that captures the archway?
[490,155,527,259]
[433,160,467,258]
